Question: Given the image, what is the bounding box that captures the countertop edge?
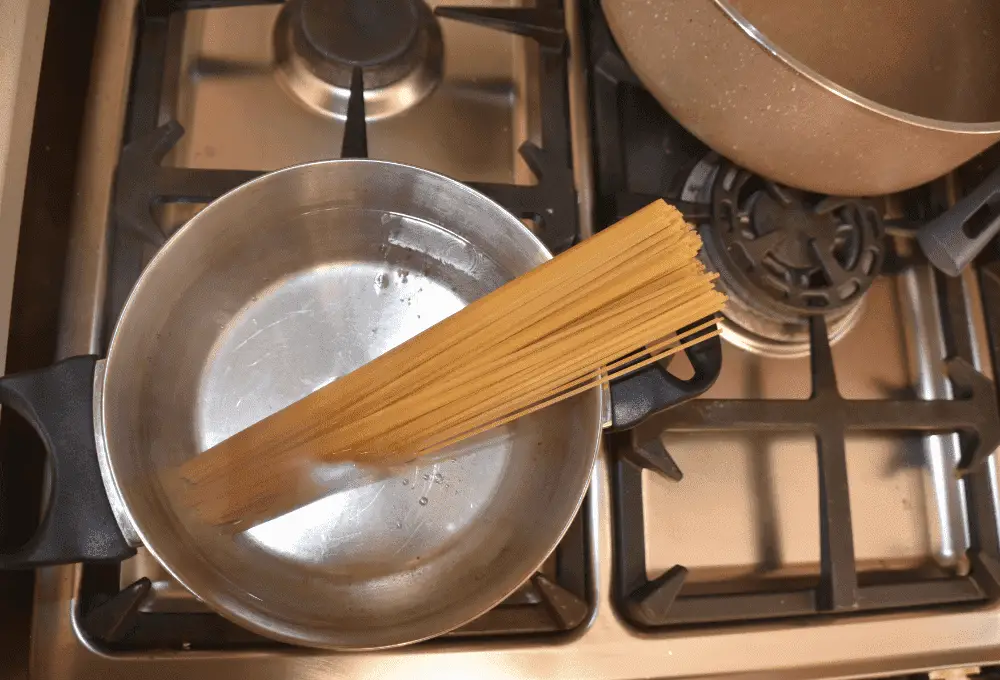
[0,0,50,371]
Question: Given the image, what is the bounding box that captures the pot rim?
[713,0,1000,135]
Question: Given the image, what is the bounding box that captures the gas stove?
[24,0,1000,677]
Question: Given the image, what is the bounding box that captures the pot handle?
[607,318,722,431]
[918,165,1000,277]
[0,356,134,567]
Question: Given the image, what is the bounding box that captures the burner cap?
[299,0,420,68]
[706,163,885,318]
[274,0,443,120]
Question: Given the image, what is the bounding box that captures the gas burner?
[274,0,443,120]
[714,280,869,358]
[684,158,886,357]
[709,163,884,314]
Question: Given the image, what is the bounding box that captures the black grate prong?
[115,121,184,244]
[83,578,152,643]
[532,573,589,630]
[340,67,368,160]
[624,565,688,627]
[115,121,263,244]
[628,438,683,481]
[969,551,1000,598]
[807,315,839,396]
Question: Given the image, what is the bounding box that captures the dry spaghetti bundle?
[170,200,726,527]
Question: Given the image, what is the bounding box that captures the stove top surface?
[29,0,1000,677]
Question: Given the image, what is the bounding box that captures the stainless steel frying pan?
[0,160,721,648]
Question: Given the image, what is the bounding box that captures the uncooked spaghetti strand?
[333,226,705,417]
[360,314,723,456]
[321,286,724,454]
[375,269,720,415]
[314,257,718,446]
[171,199,730,529]
[369,318,723,456]
[407,329,723,460]
[335,300,723,458]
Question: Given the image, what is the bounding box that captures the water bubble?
[402,478,409,486]
[418,496,428,506]
[433,472,444,484]
[380,212,392,225]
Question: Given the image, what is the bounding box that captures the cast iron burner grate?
[586,0,1000,628]
[608,297,1000,626]
[80,0,589,650]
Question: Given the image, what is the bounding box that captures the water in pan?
[195,214,501,449]
[191,211,509,571]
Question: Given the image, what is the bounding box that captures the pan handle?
[918,165,1000,277]
[0,356,134,567]
[607,318,722,431]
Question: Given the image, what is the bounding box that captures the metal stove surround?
[31,0,1000,676]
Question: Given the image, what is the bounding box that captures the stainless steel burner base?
[718,283,867,359]
[273,0,444,121]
